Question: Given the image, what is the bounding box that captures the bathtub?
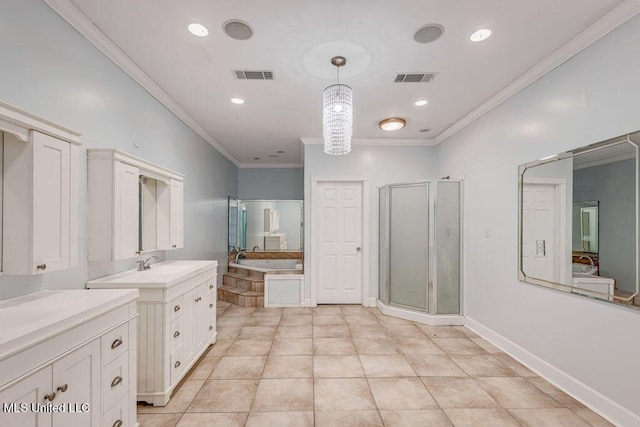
[229,258,303,274]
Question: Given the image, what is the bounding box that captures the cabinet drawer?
[101,322,129,366]
[170,318,183,353]
[103,393,129,427]
[170,295,183,322]
[103,352,129,412]
[170,346,184,385]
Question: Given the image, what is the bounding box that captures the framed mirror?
[228,198,303,252]
[518,131,639,309]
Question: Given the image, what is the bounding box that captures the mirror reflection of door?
[521,183,561,283]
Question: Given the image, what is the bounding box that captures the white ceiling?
[66,0,626,166]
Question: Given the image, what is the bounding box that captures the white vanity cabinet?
[2,131,80,275]
[87,149,184,261]
[0,289,138,427]
[88,260,217,406]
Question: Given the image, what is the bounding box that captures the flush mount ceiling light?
[323,56,353,155]
[414,99,429,107]
[187,23,209,37]
[470,28,492,42]
[379,117,406,131]
[224,20,253,40]
[230,97,245,104]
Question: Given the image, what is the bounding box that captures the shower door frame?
[379,179,464,315]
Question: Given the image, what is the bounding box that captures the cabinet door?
[33,131,70,273]
[114,162,140,260]
[52,339,101,427]
[181,288,196,366]
[0,366,53,427]
[169,179,184,249]
[195,283,210,349]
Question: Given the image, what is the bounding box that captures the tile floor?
[137,302,614,427]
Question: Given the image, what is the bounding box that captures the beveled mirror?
[518,131,639,309]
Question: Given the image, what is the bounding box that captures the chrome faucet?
[137,255,160,271]
[579,255,595,269]
[234,250,246,263]
[252,245,260,252]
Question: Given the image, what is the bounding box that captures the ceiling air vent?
[394,72,437,83]
[233,70,274,80]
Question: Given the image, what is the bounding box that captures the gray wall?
[573,158,636,292]
[0,0,238,299]
[238,168,304,200]
[434,14,640,422]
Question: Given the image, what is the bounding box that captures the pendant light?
[323,56,353,155]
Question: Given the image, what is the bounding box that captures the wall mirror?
[228,197,303,252]
[518,131,639,309]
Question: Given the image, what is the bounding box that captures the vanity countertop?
[0,289,138,359]
[87,260,218,289]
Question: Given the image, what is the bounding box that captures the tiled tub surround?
[227,251,304,262]
[137,304,612,427]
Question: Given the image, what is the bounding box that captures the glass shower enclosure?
[378,180,462,315]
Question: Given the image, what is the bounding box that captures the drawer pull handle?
[195,297,202,302]
[172,244,177,248]
[113,420,123,427]
[209,303,213,308]
[44,392,56,402]
[174,361,181,368]
[174,331,180,338]
[37,264,47,270]
[56,384,68,393]
[209,325,213,331]
[174,305,181,312]
[111,376,123,388]
[111,338,123,349]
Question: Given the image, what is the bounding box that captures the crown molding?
[43,0,241,167]
[238,163,303,169]
[434,0,640,145]
[300,137,436,146]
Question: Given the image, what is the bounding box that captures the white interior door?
[522,183,557,282]
[316,182,363,304]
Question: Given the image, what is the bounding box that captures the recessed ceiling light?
[188,23,209,37]
[470,28,492,42]
[414,99,429,107]
[224,20,253,40]
[379,118,406,131]
[230,98,245,105]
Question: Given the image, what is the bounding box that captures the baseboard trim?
[465,317,639,427]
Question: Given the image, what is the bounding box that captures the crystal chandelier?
[323,56,353,155]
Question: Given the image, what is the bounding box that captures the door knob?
[356,247,361,252]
